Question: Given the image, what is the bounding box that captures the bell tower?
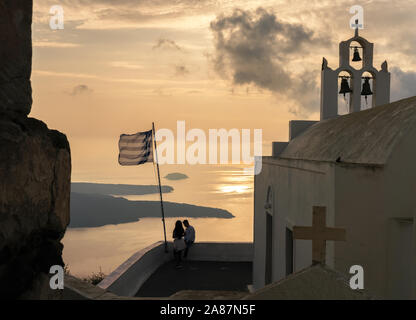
[320,22,390,120]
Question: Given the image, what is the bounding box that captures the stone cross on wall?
[293,206,346,265]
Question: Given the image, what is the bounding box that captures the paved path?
[136,260,252,298]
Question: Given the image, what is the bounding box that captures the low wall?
[97,241,172,297]
[98,241,253,297]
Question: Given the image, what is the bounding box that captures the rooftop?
[281,96,416,165]
[245,264,373,300]
[136,260,252,298]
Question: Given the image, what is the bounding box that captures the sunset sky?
[29,0,416,182]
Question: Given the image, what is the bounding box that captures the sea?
[62,164,254,278]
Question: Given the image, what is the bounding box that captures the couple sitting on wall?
[172,220,196,268]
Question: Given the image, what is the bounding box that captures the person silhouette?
[183,220,195,258]
[172,220,185,268]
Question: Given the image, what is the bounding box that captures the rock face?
[0,116,71,299]
[0,0,72,299]
[0,0,33,116]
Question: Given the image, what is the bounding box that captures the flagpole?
[152,122,168,253]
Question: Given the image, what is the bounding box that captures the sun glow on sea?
[218,185,251,194]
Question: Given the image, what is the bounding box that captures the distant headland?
[69,192,234,228]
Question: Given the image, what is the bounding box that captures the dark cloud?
[153,38,183,51]
[209,7,328,114]
[391,67,416,102]
[69,84,93,96]
[288,72,320,116]
[174,65,190,76]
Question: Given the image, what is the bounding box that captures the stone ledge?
[63,275,159,300]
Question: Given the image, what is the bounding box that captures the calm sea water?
[62,164,254,277]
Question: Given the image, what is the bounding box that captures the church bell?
[352,47,362,62]
[339,78,352,97]
[361,77,373,97]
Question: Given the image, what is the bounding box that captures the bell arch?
[320,26,390,120]
[337,69,354,115]
[360,70,375,109]
[349,40,364,70]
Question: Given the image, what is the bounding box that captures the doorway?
[388,218,413,299]
[265,213,273,285]
[286,228,294,276]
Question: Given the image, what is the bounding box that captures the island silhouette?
[164,173,189,181]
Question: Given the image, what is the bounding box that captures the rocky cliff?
[0,0,72,299]
[0,0,33,117]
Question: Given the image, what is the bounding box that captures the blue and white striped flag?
[118,130,153,166]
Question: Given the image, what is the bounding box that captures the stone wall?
[0,0,72,299]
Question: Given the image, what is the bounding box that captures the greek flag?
[118,130,153,166]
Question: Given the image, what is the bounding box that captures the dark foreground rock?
[0,0,33,117]
[0,115,71,299]
[0,0,71,299]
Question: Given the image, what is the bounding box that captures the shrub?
[83,268,106,286]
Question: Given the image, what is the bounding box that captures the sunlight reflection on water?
[217,185,251,194]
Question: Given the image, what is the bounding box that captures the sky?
[29,0,416,183]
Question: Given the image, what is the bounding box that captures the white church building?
[253,28,416,299]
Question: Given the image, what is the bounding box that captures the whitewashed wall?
[253,157,335,290]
